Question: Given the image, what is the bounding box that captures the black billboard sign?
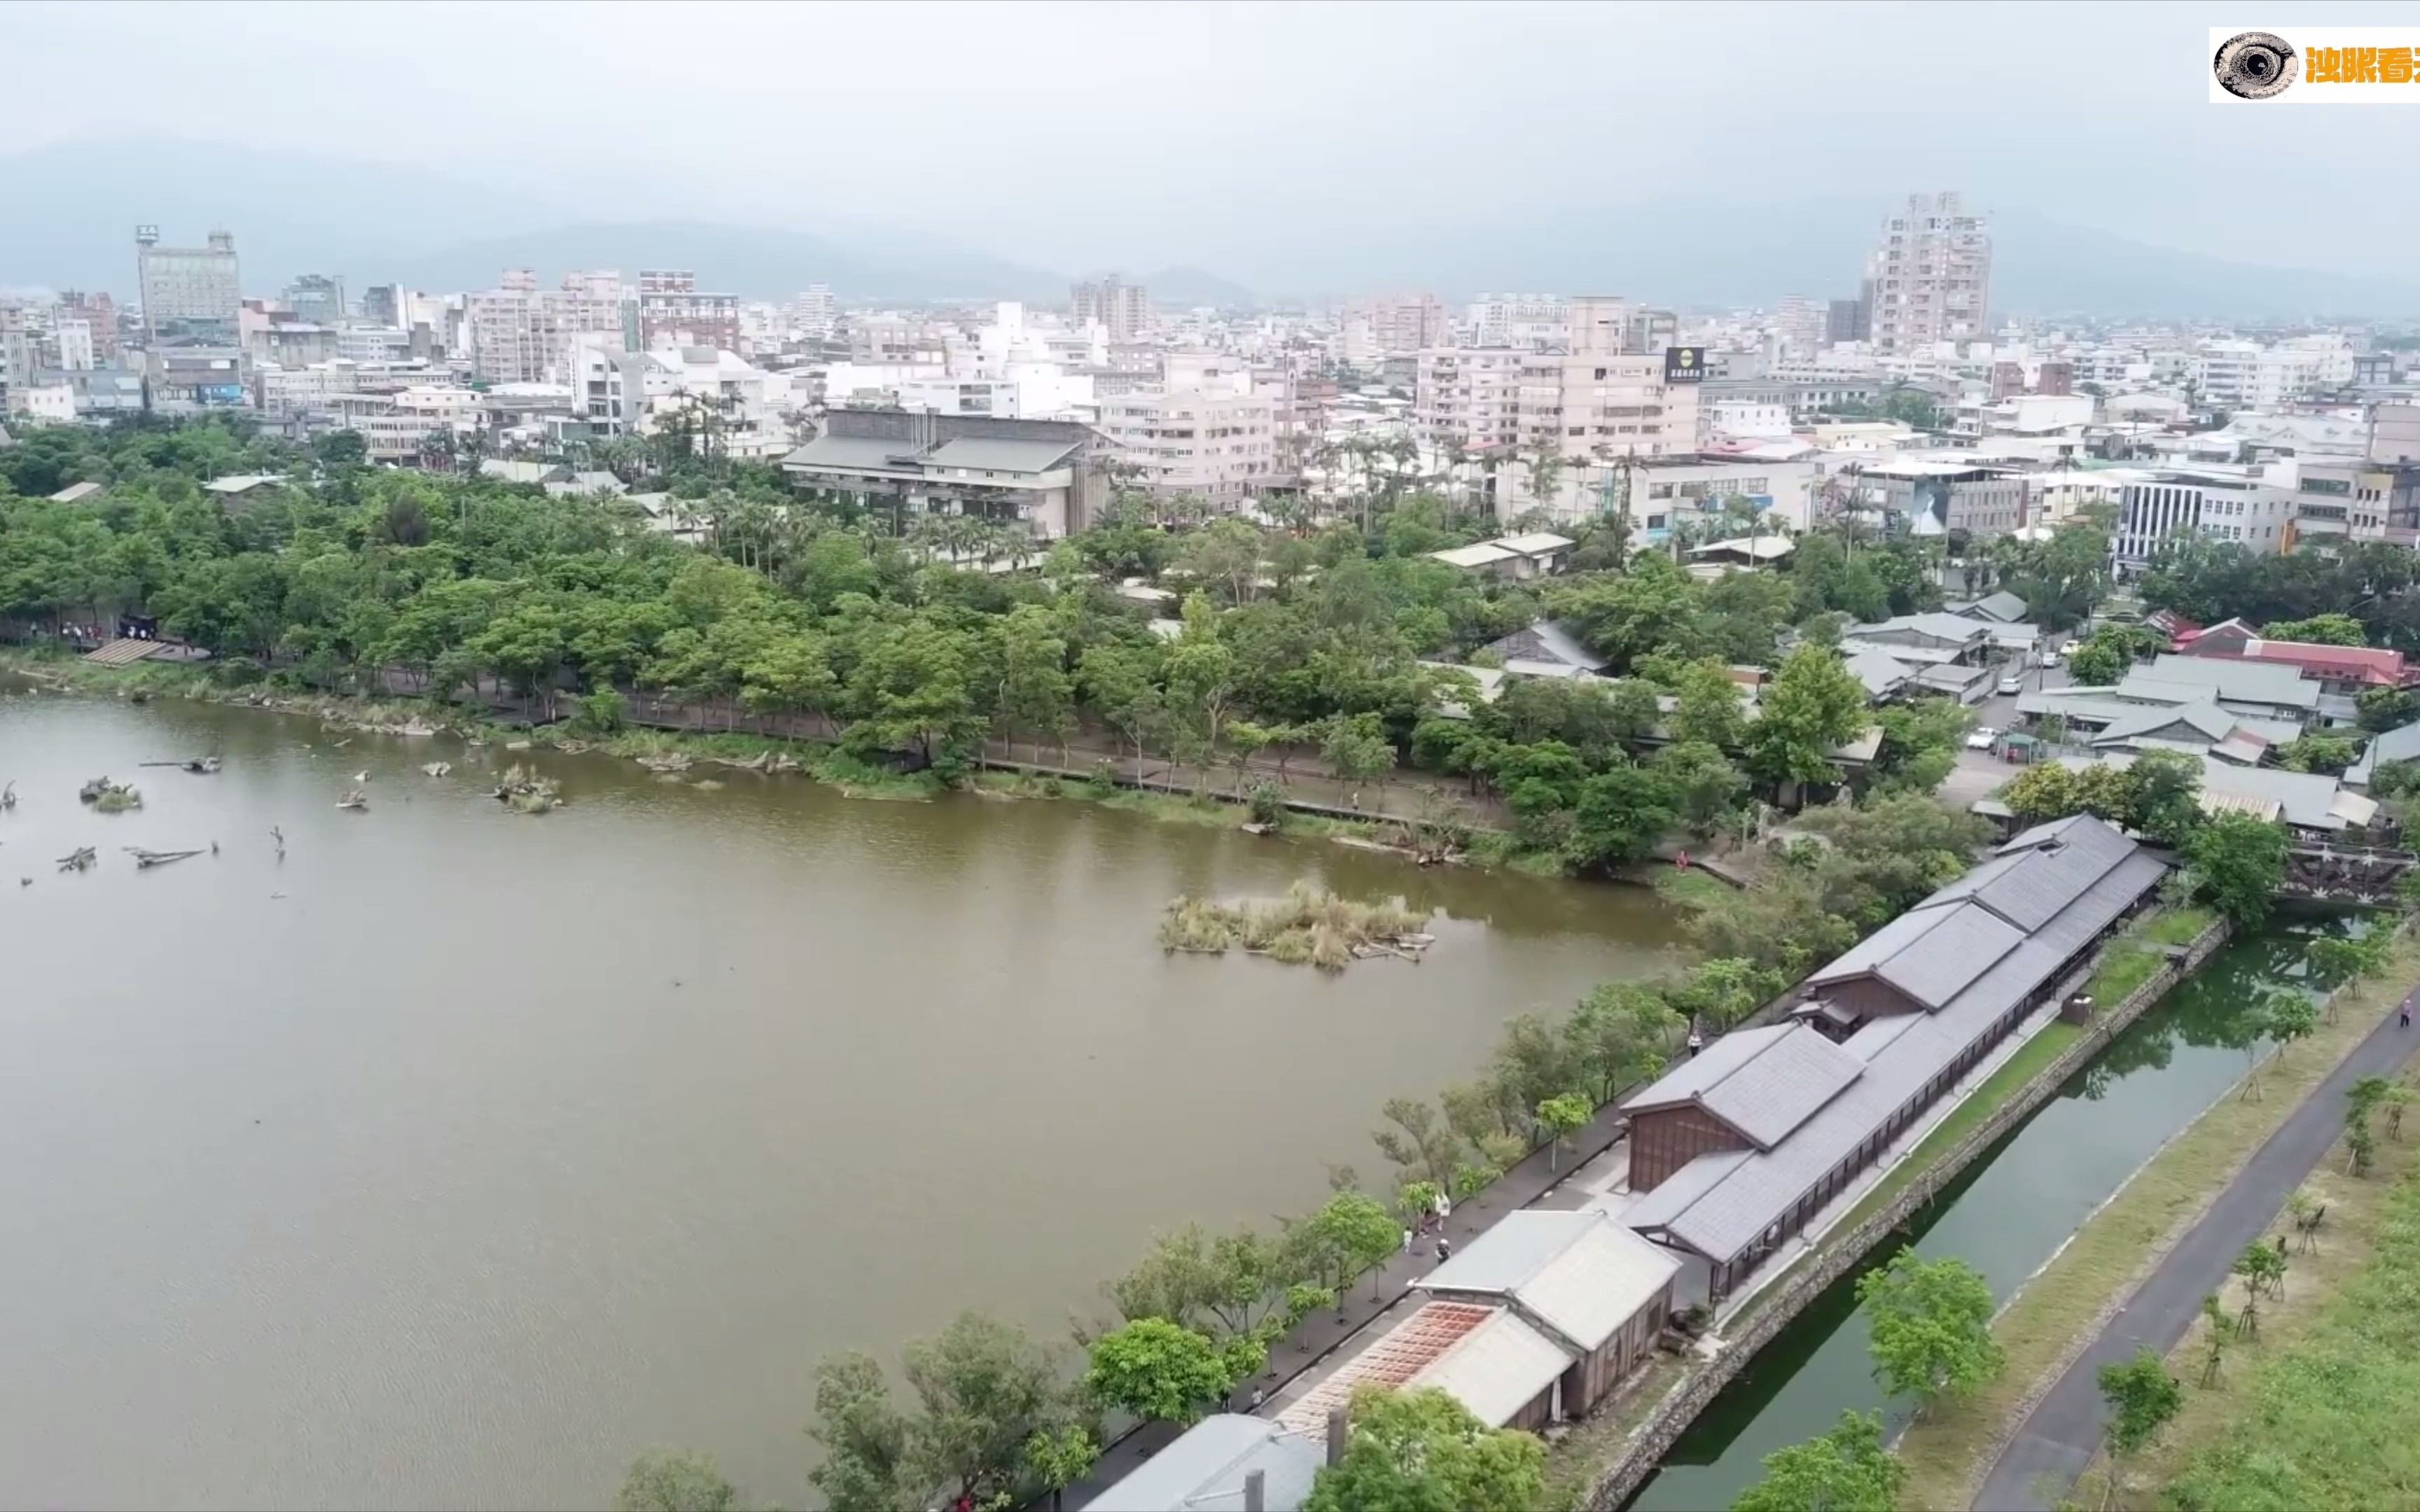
[1663,346,1706,384]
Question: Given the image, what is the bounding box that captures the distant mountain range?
[5,136,2418,319]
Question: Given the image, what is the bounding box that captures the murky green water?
[1632,925,2336,1511]
[0,690,1684,1509]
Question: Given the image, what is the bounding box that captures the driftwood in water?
[140,757,223,774]
[336,789,368,811]
[420,762,452,778]
[55,846,95,872]
[1,780,14,811]
[124,847,204,869]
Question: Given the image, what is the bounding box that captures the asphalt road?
[1971,986,2420,1511]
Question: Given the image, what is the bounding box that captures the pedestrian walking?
[1687,1028,1704,1058]
[2401,1000,2411,1028]
[1250,1385,1266,1411]
[1435,1235,1451,1262]
[1402,1226,1414,1254]
[1436,1191,1451,1222]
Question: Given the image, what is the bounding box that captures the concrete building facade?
[1864,192,1991,354]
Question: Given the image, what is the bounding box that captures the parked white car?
[1998,673,2024,696]
[1967,725,1999,750]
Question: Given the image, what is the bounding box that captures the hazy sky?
[7,1,2417,284]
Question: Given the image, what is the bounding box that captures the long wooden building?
[1620,815,2168,1300]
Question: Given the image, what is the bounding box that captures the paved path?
[1973,988,2420,1511]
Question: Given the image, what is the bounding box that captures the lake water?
[0,688,1682,1509]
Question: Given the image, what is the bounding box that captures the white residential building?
[466,269,630,384]
[1467,293,1566,349]
[2192,336,2356,410]
[1094,354,1276,506]
[1414,347,1526,452]
[2115,465,2297,571]
[1865,192,1991,354]
[789,284,837,337]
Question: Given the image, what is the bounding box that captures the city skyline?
[3,1,2415,294]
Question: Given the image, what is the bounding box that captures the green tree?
[1563,981,1680,1102]
[2186,812,2290,928]
[1566,763,1679,870]
[1535,1092,1592,1170]
[1731,1410,1905,1512]
[1321,712,1398,801]
[613,1450,737,1512]
[1671,657,1748,749]
[1302,1386,1545,1512]
[1085,1317,1237,1424]
[898,1312,1079,1508]
[2066,634,2128,687]
[2129,748,2206,847]
[807,1352,911,1512]
[990,604,1075,762]
[2262,612,2366,645]
[2095,1348,2183,1511]
[1298,1189,1403,1299]
[1653,740,1748,836]
[1856,1252,2003,1415]
[1742,645,1868,792]
[1023,1425,1097,1512]
[1077,642,1164,780]
[2357,685,2419,733]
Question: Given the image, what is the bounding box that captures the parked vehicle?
[1998,673,2024,695]
[1967,725,1999,750]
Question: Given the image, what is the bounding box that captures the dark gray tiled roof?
[1623,815,2166,1266]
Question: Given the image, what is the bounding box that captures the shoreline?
[3,648,1664,888]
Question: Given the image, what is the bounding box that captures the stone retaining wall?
[1581,917,2234,1510]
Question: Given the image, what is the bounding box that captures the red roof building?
[2174,617,2413,690]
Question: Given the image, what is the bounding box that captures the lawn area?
[1652,868,1734,911]
[2080,1118,2420,1511]
[1893,932,2420,1511]
[2140,906,2218,948]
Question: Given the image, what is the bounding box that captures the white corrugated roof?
[1405,1309,1571,1427]
[1421,1211,1679,1352]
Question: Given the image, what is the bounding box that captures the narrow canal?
[1630,923,2335,1511]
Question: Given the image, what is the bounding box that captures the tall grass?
[1157,883,1433,972]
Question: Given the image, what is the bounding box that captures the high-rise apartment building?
[1864,192,1991,353]
[1467,293,1567,349]
[58,290,120,361]
[1826,297,1868,344]
[284,274,346,326]
[1071,274,1151,342]
[637,270,740,351]
[466,268,630,383]
[1772,295,1826,354]
[135,226,242,348]
[1414,348,1526,452]
[1350,293,1451,357]
[791,284,837,337]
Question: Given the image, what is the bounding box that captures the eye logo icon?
[2213,31,2300,98]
